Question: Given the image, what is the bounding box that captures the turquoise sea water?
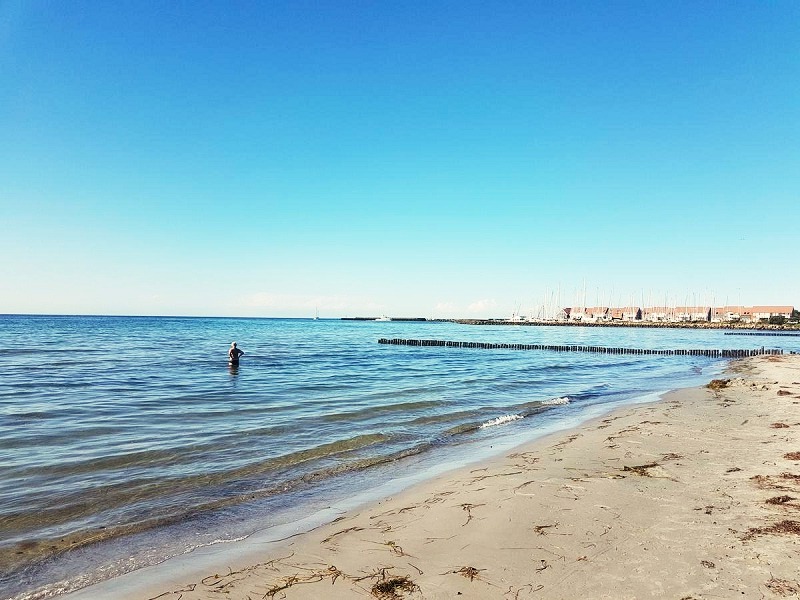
[1,315,796,599]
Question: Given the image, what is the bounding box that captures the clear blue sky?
[2,1,798,317]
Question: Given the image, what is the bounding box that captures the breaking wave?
[541,396,570,406]
[479,414,523,429]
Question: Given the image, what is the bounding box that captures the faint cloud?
[241,292,295,309]
[238,292,382,316]
[431,299,499,318]
[466,298,498,314]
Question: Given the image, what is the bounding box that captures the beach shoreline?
[63,354,800,599]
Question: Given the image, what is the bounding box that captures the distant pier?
[377,338,784,358]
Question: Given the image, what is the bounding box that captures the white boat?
[375,315,391,321]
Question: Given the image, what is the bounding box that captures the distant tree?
[769,315,786,325]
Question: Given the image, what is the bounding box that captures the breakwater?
[342,317,429,321]
[378,338,784,357]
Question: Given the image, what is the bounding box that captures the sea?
[2,315,798,600]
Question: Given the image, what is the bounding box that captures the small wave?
[201,535,248,548]
[479,414,523,429]
[541,396,570,406]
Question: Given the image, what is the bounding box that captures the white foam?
[479,414,523,429]
[541,396,570,406]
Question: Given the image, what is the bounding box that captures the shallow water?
[1,315,795,599]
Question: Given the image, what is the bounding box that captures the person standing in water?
[228,342,244,365]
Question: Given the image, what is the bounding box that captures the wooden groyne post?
[377,338,784,358]
[724,332,800,337]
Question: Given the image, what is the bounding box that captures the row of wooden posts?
[377,338,784,358]
[723,332,800,337]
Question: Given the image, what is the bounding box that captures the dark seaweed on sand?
[743,520,800,540]
[706,379,730,390]
[623,463,659,476]
[371,575,419,599]
[766,495,795,505]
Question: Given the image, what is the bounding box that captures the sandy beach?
[72,354,800,600]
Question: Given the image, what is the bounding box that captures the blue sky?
[1,1,798,317]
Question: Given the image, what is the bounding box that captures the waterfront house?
[609,307,643,321]
[750,306,795,322]
[585,306,610,322]
[673,306,712,322]
[712,306,794,323]
[712,306,751,322]
[642,306,672,322]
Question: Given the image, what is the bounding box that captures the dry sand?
[76,355,800,599]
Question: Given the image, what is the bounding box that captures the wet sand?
[69,355,800,599]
